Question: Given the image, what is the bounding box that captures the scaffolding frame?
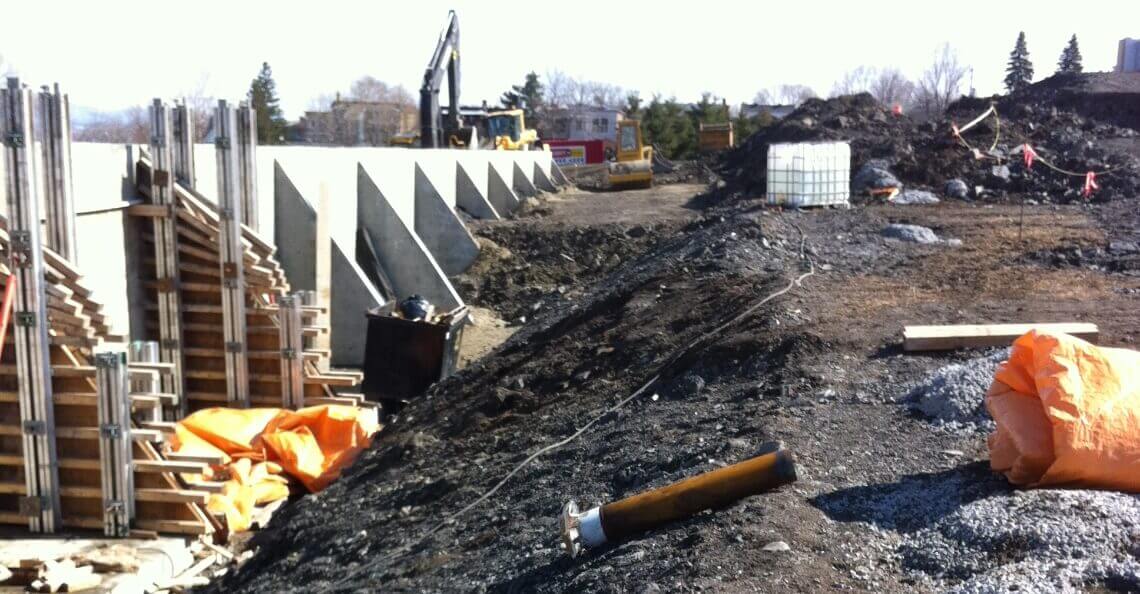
[37,84,77,263]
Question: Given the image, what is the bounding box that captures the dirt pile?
[455,221,669,322]
[719,90,1140,203]
[1000,71,1140,132]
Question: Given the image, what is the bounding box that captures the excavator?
[606,119,653,188]
[416,11,538,150]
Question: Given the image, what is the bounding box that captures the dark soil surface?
[201,181,1140,592]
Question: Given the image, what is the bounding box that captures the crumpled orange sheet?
[171,405,380,531]
[986,330,1140,490]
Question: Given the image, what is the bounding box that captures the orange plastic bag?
[986,330,1140,490]
[171,405,380,531]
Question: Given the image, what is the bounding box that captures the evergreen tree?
[500,72,544,125]
[640,96,697,159]
[624,92,643,119]
[1004,32,1034,93]
[248,62,287,144]
[688,92,729,125]
[1057,34,1083,74]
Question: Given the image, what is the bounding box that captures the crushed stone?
[903,349,1008,431]
[893,190,940,205]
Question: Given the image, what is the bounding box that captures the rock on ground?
[893,190,940,205]
[944,179,970,199]
[853,160,902,193]
[882,224,940,244]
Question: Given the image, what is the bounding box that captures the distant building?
[542,107,623,142]
[739,103,796,120]
[295,95,417,146]
[1118,38,1140,73]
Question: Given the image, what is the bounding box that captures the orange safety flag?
[986,330,1140,491]
[1022,144,1037,170]
[1083,171,1099,198]
[171,405,380,531]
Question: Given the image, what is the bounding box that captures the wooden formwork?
[0,234,218,535]
[131,157,364,412]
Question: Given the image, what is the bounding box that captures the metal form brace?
[94,352,134,537]
[128,341,163,423]
[1,77,62,533]
[236,103,258,232]
[148,100,187,417]
[37,84,77,263]
[214,101,250,406]
[278,295,305,408]
[171,101,196,189]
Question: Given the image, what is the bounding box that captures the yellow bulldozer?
[606,119,653,189]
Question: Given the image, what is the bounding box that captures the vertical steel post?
[1,77,62,533]
[37,84,77,263]
[214,100,249,406]
[236,103,258,232]
[171,100,196,189]
[95,352,133,537]
[278,294,304,408]
[148,100,187,417]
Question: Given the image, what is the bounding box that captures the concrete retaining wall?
[44,142,560,366]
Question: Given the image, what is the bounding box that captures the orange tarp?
[171,405,380,531]
[986,330,1140,490]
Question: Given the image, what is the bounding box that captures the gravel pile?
[903,488,1140,593]
[815,465,1140,593]
[903,350,1008,431]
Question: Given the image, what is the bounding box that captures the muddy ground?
[204,179,1140,593]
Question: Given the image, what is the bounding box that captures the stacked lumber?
[0,235,217,536]
[132,157,364,411]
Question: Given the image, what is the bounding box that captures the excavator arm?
[419,11,463,148]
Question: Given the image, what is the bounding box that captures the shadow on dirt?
[809,462,1009,533]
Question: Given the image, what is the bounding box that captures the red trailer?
[544,139,605,168]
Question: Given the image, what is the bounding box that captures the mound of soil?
[719,89,1140,204]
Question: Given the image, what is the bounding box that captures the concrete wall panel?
[455,162,498,219]
[330,239,384,367]
[413,164,480,276]
[357,165,462,311]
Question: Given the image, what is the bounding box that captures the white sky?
[2,0,1137,119]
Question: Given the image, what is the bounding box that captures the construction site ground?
[206,178,1140,592]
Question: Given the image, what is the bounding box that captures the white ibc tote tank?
[766,141,851,207]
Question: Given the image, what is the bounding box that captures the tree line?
[67,32,1086,152]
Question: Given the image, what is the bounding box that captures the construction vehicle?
[485,108,539,150]
[606,119,653,188]
[419,11,477,148]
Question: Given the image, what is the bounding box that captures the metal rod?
[172,100,196,189]
[95,352,133,536]
[148,100,187,417]
[37,84,77,263]
[215,100,250,406]
[278,294,304,408]
[1,77,62,533]
[236,103,258,232]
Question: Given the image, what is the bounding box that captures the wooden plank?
[166,451,225,465]
[902,322,1099,351]
[134,459,209,474]
[138,421,177,434]
[304,374,359,387]
[125,203,171,218]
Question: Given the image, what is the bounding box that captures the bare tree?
[74,106,148,143]
[830,66,877,97]
[776,84,817,105]
[180,74,215,142]
[752,89,774,104]
[588,82,625,109]
[870,68,915,107]
[543,69,573,109]
[914,43,967,119]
